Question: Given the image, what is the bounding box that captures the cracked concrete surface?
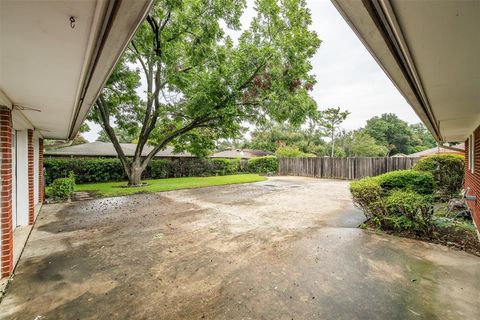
[1,176,479,319]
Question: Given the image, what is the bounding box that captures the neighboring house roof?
[211,149,272,159]
[408,143,465,158]
[45,143,271,159]
[391,153,407,158]
[45,142,193,158]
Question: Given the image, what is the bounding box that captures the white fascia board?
[68,0,155,140]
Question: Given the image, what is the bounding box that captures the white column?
[15,130,29,226]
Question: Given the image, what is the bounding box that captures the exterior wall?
[464,125,480,234]
[0,109,44,278]
[0,106,13,277]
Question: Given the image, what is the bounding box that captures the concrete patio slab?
[0,177,479,319]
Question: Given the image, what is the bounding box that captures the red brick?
[27,130,35,225]
[0,106,13,278]
[465,125,480,234]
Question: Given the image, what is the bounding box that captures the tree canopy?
[245,113,436,158]
[318,107,350,156]
[364,113,436,155]
[89,0,321,185]
[246,121,325,155]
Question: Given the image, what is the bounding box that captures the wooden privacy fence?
[278,157,419,180]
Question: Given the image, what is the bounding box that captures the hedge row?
[350,154,465,235]
[44,156,278,185]
[350,169,435,234]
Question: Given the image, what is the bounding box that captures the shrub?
[413,154,464,200]
[275,146,316,158]
[147,159,171,179]
[44,158,127,184]
[350,172,435,235]
[382,215,418,233]
[45,157,255,185]
[375,169,435,195]
[247,156,278,173]
[350,178,386,219]
[48,172,76,201]
[385,190,434,235]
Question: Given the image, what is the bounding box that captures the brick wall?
[39,138,44,203]
[0,107,13,277]
[28,130,34,224]
[464,125,480,232]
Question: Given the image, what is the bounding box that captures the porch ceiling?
[332,0,480,142]
[0,0,153,140]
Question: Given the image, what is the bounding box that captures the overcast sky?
[84,0,421,142]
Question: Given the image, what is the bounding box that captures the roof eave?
[67,0,154,140]
[331,0,442,142]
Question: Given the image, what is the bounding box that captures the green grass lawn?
[74,174,267,197]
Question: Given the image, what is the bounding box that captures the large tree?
[409,123,436,151]
[90,0,320,185]
[247,120,326,155]
[318,107,350,157]
[364,113,420,155]
[336,130,388,157]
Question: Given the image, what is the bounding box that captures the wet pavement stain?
[1,177,479,320]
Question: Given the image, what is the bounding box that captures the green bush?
[44,157,255,185]
[275,146,316,158]
[350,171,435,235]
[382,215,418,233]
[350,178,386,219]
[44,158,127,184]
[48,172,76,200]
[413,154,464,200]
[247,156,278,173]
[385,190,434,235]
[375,169,435,195]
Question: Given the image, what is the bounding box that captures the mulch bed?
[363,220,480,257]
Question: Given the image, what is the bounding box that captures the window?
[469,134,475,174]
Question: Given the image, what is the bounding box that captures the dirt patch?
[362,220,480,257]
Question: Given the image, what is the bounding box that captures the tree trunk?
[331,128,335,157]
[128,160,145,186]
[128,170,143,186]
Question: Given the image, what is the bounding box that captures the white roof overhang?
[331,0,480,142]
[0,0,154,140]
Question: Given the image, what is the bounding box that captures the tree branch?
[96,95,131,178]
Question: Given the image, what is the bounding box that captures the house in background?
[45,141,194,160]
[0,0,154,279]
[211,149,272,160]
[332,0,479,235]
[407,143,465,158]
[45,141,271,160]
